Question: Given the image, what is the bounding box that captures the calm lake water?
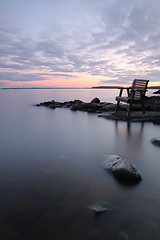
[0,88,159,240]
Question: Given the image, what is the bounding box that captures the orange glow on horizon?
[0,70,159,88]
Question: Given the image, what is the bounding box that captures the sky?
[0,0,160,88]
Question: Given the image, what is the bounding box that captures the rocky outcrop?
[98,95,160,122]
[36,96,160,122]
[98,111,160,122]
[36,97,115,113]
[101,155,142,184]
[144,96,160,111]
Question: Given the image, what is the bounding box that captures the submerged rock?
[117,231,129,240]
[87,201,113,215]
[101,155,142,184]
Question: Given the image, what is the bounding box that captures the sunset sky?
[0,0,160,88]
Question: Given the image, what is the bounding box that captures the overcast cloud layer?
[0,0,160,87]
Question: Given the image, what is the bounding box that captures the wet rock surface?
[98,111,160,122]
[36,97,115,113]
[87,201,113,215]
[101,155,142,184]
[150,138,160,147]
[143,96,160,111]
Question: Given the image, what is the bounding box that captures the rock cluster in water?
[36,97,116,113]
[36,96,160,122]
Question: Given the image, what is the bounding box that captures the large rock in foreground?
[101,155,142,184]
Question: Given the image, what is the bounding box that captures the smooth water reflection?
[0,89,160,239]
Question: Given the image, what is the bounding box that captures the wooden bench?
[115,79,149,117]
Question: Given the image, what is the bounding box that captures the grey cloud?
[0,72,47,82]
[38,72,76,78]
[0,71,76,82]
[100,79,129,85]
[0,0,160,86]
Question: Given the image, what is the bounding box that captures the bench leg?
[115,101,120,112]
[127,103,132,117]
[140,92,145,114]
[141,101,145,114]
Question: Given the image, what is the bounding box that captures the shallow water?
[0,89,160,240]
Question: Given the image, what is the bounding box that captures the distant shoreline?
[92,86,160,89]
[1,87,90,90]
[1,86,159,90]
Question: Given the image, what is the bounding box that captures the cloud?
[100,79,129,85]
[0,0,160,87]
[0,72,46,82]
[0,71,76,82]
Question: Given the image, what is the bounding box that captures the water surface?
[0,89,159,240]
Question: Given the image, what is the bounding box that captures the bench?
[115,79,149,117]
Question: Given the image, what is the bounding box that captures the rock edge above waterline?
[150,138,160,147]
[101,155,142,184]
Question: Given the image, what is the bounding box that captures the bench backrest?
[131,79,149,100]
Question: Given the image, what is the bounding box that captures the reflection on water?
[0,89,160,239]
[115,121,144,140]
[115,121,145,156]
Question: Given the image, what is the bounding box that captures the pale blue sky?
[0,0,160,87]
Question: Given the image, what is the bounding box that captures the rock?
[49,103,56,109]
[70,102,85,111]
[98,111,160,122]
[88,205,106,214]
[153,89,160,94]
[64,101,74,107]
[70,101,102,112]
[117,231,129,240]
[36,96,160,122]
[87,201,113,215]
[101,155,142,184]
[101,103,116,111]
[150,138,160,147]
[91,97,100,103]
[144,96,160,111]
[42,100,55,106]
[153,118,160,125]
